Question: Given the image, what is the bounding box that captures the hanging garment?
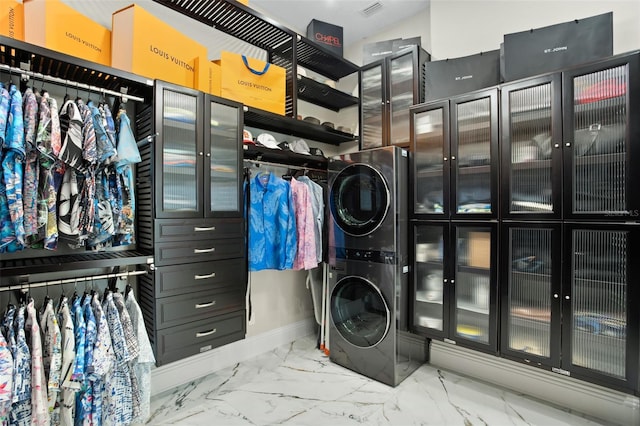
[77,169,96,245]
[0,308,13,425]
[22,88,39,241]
[86,168,114,250]
[124,288,155,424]
[75,99,97,167]
[247,172,297,271]
[58,99,86,172]
[40,297,62,424]
[76,295,97,426]
[26,299,50,426]
[112,291,141,420]
[290,177,318,270]
[70,295,86,384]
[114,108,141,170]
[90,292,115,426]
[10,305,32,426]
[58,297,78,426]
[58,168,81,245]
[3,84,26,249]
[0,157,20,253]
[102,291,133,426]
[37,163,64,250]
[112,166,135,247]
[296,176,324,264]
[35,92,62,165]
[101,103,116,154]
[0,83,9,148]
[88,101,117,164]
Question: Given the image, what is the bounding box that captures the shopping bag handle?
[242,55,270,75]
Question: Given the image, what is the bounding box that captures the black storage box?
[363,36,422,65]
[502,12,613,81]
[307,19,343,57]
[424,50,501,101]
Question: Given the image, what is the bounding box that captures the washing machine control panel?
[334,247,397,264]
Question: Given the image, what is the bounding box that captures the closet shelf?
[297,75,359,111]
[153,0,294,52]
[0,250,154,278]
[243,144,328,170]
[244,107,357,145]
[296,36,359,81]
[152,0,359,82]
[0,36,153,101]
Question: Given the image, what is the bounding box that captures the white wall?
[430,0,640,60]
[344,7,432,66]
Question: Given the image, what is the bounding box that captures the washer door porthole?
[330,164,390,237]
[330,275,391,348]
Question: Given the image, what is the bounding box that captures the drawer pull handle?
[194,272,216,280]
[196,329,217,338]
[194,226,216,232]
[195,300,216,309]
[194,247,215,254]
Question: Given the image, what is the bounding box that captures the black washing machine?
[328,252,428,387]
[328,146,408,256]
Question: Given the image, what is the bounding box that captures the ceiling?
[249,0,429,48]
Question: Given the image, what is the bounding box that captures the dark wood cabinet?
[412,50,640,395]
[412,221,499,354]
[361,46,430,150]
[411,87,499,220]
[138,81,246,366]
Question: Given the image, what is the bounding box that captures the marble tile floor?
[148,335,611,426]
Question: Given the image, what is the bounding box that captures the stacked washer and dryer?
[327,146,428,387]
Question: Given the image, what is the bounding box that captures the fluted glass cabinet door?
[503,226,560,365]
[451,89,498,217]
[207,98,242,216]
[411,102,449,216]
[452,225,497,349]
[389,50,415,146]
[502,75,562,218]
[568,228,629,380]
[157,83,203,218]
[413,224,447,335]
[565,58,635,219]
[361,63,385,150]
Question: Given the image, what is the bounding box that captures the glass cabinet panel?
[454,227,491,343]
[507,83,554,213]
[507,228,553,358]
[361,64,384,150]
[571,65,627,215]
[209,100,240,214]
[455,97,492,214]
[414,225,445,331]
[413,107,446,214]
[389,52,414,146]
[571,229,627,379]
[162,89,199,213]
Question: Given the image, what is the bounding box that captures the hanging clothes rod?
[0,63,146,103]
[0,269,148,293]
[243,158,327,173]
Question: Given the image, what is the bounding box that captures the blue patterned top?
[247,172,297,271]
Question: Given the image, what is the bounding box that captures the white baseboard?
[429,340,640,426]
[151,318,316,396]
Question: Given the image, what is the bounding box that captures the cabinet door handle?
[194,272,216,280]
[196,328,217,338]
[194,247,215,254]
[194,226,216,232]
[195,300,216,309]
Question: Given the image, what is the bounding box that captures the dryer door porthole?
[330,164,390,236]
[330,275,391,348]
